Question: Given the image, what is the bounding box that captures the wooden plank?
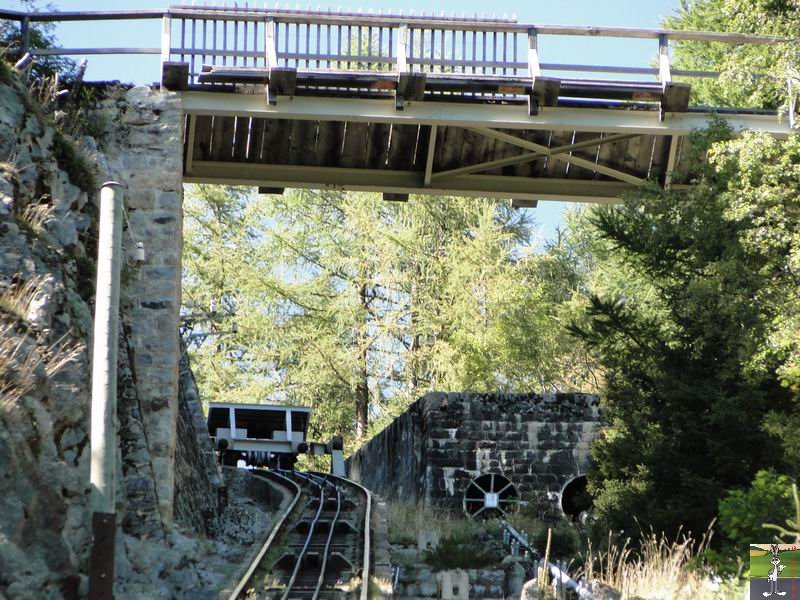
[513,129,550,178]
[192,115,214,162]
[288,118,318,166]
[260,119,291,165]
[670,136,692,185]
[422,125,437,186]
[246,118,267,162]
[209,115,236,161]
[315,120,346,167]
[649,135,673,185]
[340,121,369,168]
[563,131,606,180]
[386,124,420,170]
[431,125,453,173]
[231,116,251,161]
[364,122,392,169]
[594,134,633,181]
[437,126,465,172]
[454,127,485,176]
[185,114,197,174]
[631,133,657,179]
[542,130,577,179]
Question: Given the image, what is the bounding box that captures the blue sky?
[7,0,681,243]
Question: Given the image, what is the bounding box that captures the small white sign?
[485,492,499,508]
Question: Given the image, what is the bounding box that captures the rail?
[0,6,787,89]
[224,469,371,598]
[224,469,302,599]
[310,470,372,600]
[281,471,327,599]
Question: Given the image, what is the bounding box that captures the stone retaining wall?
[348,392,602,517]
[87,85,185,525]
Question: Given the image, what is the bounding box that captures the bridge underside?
[179,82,789,203]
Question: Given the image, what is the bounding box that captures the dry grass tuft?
[386,501,482,547]
[578,525,743,599]
[0,276,42,321]
[0,278,83,410]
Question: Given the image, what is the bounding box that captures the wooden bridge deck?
[167,6,791,203]
[2,5,793,202]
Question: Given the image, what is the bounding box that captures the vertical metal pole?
[20,17,30,57]
[285,408,293,444]
[89,182,123,600]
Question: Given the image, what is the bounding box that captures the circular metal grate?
[463,473,519,518]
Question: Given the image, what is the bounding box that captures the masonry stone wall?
[87,85,185,525]
[174,344,223,534]
[347,392,602,518]
[348,403,425,505]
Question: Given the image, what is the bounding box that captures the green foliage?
[664,0,800,110]
[570,130,800,542]
[718,470,794,547]
[763,483,800,544]
[423,527,499,570]
[0,1,77,81]
[182,185,581,446]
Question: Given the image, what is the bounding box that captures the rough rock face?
[0,66,258,598]
[0,67,97,598]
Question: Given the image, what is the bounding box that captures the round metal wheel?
[463,473,519,518]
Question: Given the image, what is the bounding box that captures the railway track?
[227,469,372,600]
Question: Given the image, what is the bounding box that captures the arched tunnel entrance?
[560,475,592,521]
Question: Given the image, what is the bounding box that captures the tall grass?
[387,501,482,546]
[578,525,742,599]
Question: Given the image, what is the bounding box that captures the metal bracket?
[89,512,116,600]
[396,72,426,110]
[529,77,560,116]
[266,67,297,105]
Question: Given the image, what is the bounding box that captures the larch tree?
[182,185,576,447]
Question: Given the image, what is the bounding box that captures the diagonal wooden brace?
[529,77,560,116]
[266,67,297,105]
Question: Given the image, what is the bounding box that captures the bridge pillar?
[97,85,185,526]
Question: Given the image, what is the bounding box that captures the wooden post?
[265,19,277,68]
[527,27,541,79]
[89,182,124,600]
[397,24,409,73]
[160,16,171,65]
[658,33,671,86]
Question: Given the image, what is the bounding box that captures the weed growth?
[52,130,96,193]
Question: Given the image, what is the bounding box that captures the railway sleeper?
[293,519,359,535]
[271,551,354,573]
[307,497,356,511]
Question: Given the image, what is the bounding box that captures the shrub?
[423,527,498,570]
[718,470,794,547]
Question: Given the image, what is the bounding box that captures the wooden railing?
[0,5,786,87]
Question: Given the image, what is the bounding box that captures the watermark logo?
[750,544,798,597]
